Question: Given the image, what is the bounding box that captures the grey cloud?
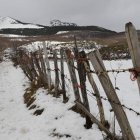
[0,0,140,31]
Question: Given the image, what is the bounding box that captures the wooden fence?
[15,23,140,140]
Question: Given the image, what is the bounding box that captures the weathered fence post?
[32,52,42,77]
[38,46,48,87]
[30,53,38,82]
[125,22,140,93]
[73,44,92,128]
[88,50,135,140]
[43,42,52,92]
[18,52,33,81]
[18,51,39,83]
[82,51,106,125]
[60,48,68,103]
[53,49,60,97]
[64,49,81,102]
[73,48,90,110]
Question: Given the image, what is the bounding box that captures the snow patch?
[0,16,43,29]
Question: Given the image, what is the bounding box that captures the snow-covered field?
[0,60,103,140]
[0,52,140,139]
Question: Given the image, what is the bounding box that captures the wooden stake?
[88,50,135,140]
[60,48,68,103]
[64,49,81,102]
[80,51,94,128]
[73,43,92,128]
[82,52,106,125]
[38,46,48,87]
[32,52,45,85]
[125,22,140,93]
[73,49,90,110]
[43,42,52,91]
[30,53,38,79]
[19,53,34,81]
[53,49,59,97]
[74,37,92,129]
[32,53,42,76]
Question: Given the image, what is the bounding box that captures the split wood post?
[60,48,68,103]
[38,46,48,79]
[53,49,60,97]
[26,53,38,82]
[43,42,52,92]
[21,66,32,80]
[32,52,42,77]
[88,50,135,140]
[73,45,92,128]
[19,57,32,81]
[82,51,106,125]
[64,49,81,102]
[125,22,140,93]
[38,46,48,87]
[22,53,34,81]
[30,53,38,79]
[32,52,44,85]
[73,48,90,110]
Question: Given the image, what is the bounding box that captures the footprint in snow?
[20,127,30,134]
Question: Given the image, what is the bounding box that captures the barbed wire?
[75,58,140,81]
[46,67,140,117]
[17,50,140,117]
[86,89,140,116]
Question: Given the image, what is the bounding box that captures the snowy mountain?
[0,17,117,36]
[0,17,43,29]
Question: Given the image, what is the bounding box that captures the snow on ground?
[56,31,69,34]
[0,34,27,38]
[0,52,140,139]
[86,60,140,139]
[0,60,103,140]
[20,41,68,53]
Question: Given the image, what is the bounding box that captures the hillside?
[0,17,117,36]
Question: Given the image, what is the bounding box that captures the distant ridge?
[0,17,117,36]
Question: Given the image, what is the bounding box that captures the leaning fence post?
[32,52,43,80]
[125,22,140,93]
[30,53,38,83]
[38,46,48,87]
[73,44,92,128]
[88,50,135,140]
[73,48,90,110]
[43,42,52,92]
[64,49,81,102]
[18,53,32,81]
[82,51,106,125]
[60,48,68,103]
[53,49,60,97]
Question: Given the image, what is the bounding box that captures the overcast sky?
[0,0,140,32]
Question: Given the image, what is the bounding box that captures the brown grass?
[24,81,45,115]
